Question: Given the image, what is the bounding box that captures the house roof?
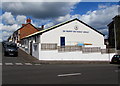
[13,23,39,34]
[22,18,104,39]
[19,23,39,31]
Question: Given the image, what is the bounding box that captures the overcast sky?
[0,1,119,41]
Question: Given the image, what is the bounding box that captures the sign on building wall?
[63,30,89,33]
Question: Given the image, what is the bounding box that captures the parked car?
[2,41,9,48]
[4,42,18,56]
[110,55,120,64]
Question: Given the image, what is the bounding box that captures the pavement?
[1,43,120,85]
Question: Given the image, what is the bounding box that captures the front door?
[60,37,65,46]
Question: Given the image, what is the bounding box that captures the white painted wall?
[39,50,114,61]
[41,20,105,49]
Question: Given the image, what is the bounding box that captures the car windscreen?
[6,44,17,48]
[114,55,120,58]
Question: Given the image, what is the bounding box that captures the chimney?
[37,25,44,31]
[41,25,44,29]
[22,24,26,26]
[26,18,31,24]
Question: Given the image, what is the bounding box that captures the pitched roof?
[22,18,104,39]
[13,23,39,34]
[19,23,39,31]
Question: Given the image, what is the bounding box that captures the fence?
[41,43,114,54]
[41,43,57,50]
[101,49,107,54]
[58,46,82,52]
[82,47,101,53]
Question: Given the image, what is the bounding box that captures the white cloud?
[43,14,81,29]
[0,23,20,41]
[80,5,118,28]
[16,15,27,24]
[56,14,81,23]
[55,14,71,22]
[44,22,54,29]
[2,12,15,25]
[0,23,20,31]
[78,5,118,38]
[0,12,28,41]
[1,12,27,25]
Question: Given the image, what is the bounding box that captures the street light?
[106,41,110,61]
[114,20,117,54]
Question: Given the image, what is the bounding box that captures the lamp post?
[114,20,117,54]
[106,41,110,61]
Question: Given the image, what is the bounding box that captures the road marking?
[34,64,41,65]
[58,73,82,77]
[24,63,32,65]
[0,63,2,66]
[5,63,13,65]
[15,63,23,65]
[115,70,120,72]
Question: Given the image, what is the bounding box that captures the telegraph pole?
[114,22,117,54]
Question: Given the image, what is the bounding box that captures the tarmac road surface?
[1,43,120,85]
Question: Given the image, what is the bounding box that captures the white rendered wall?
[39,50,114,61]
[41,20,105,49]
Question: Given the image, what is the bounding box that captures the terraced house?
[8,18,43,46]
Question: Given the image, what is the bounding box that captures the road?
[2,64,119,84]
[1,44,120,85]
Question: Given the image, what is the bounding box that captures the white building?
[21,18,111,61]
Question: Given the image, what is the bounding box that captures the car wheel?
[112,58,118,63]
[15,53,18,57]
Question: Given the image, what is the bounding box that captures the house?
[108,15,120,54]
[20,18,109,61]
[8,18,43,46]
